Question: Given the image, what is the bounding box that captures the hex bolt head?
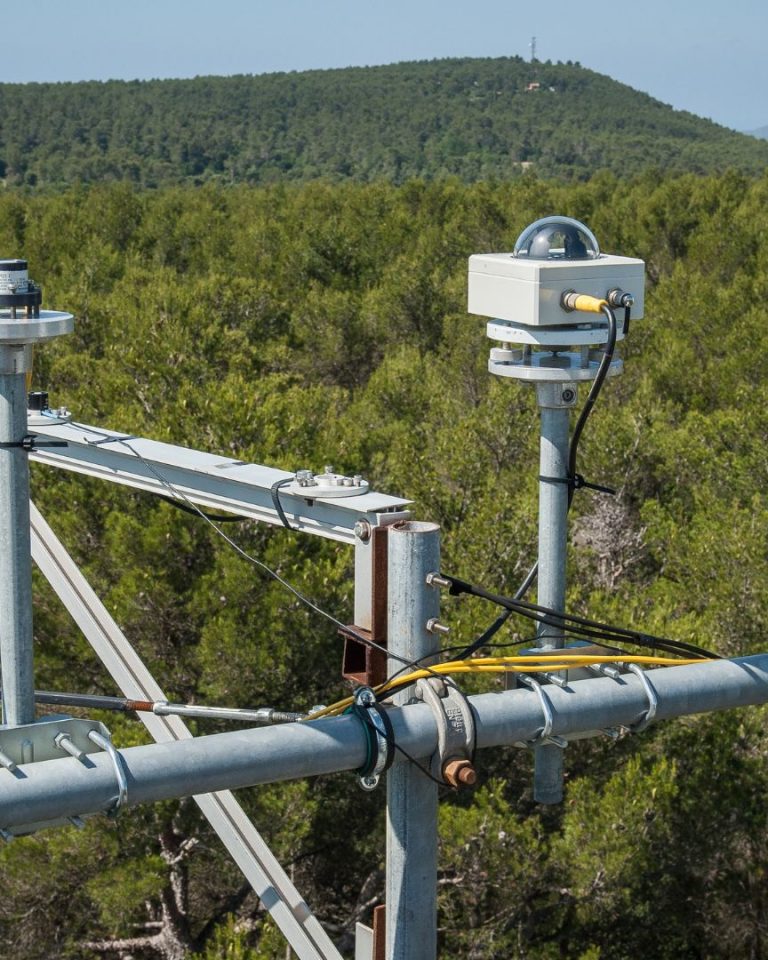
[426,618,450,635]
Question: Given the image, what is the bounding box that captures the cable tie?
[0,436,68,451]
[538,473,616,495]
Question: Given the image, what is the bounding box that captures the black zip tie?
[270,477,295,530]
[538,473,616,496]
[0,436,68,451]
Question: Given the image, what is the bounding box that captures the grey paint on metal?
[533,396,571,803]
[29,503,342,960]
[386,521,441,960]
[0,370,35,725]
[29,421,411,544]
[4,655,768,826]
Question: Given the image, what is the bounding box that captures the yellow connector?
[561,291,608,314]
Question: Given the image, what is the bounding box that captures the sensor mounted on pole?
[468,216,644,383]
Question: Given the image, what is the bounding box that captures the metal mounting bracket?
[350,686,394,792]
[625,664,659,732]
[0,715,126,836]
[415,677,477,787]
[514,676,568,749]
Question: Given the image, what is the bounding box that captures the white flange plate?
[0,310,74,345]
[285,473,370,499]
[489,354,623,382]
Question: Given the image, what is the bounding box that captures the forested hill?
[2,56,767,189]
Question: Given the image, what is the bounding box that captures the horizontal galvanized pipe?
[2,655,768,829]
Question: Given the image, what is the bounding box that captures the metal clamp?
[416,677,477,787]
[350,687,394,792]
[88,730,128,815]
[626,664,659,733]
[515,676,568,749]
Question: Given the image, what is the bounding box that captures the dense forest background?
[2,57,768,187]
[2,56,768,960]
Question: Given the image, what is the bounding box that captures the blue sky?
[11,0,768,132]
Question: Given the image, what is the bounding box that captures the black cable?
[464,304,619,653]
[443,574,718,660]
[158,494,247,523]
[75,422,441,681]
[270,477,295,530]
[567,303,618,510]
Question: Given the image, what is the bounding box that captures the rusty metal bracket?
[415,677,477,788]
[342,524,390,685]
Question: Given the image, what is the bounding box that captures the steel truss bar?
[29,503,342,960]
[5,652,768,828]
[28,420,411,544]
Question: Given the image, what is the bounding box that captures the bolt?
[425,572,451,589]
[561,388,576,404]
[55,732,86,761]
[324,464,334,475]
[355,687,376,707]
[360,775,379,791]
[426,618,450,635]
[354,520,372,542]
[443,758,477,789]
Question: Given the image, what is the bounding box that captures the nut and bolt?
[355,687,376,707]
[354,520,372,542]
[443,758,477,789]
[54,732,87,761]
[426,618,450,635]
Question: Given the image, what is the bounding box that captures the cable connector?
[606,288,635,309]
[561,291,609,314]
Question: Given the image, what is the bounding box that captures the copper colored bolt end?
[443,759,477,789]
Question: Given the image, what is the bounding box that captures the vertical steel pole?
[533,385,572,804]
[0,346,35,726]
[386,521,441,960]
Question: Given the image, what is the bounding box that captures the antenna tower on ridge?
[530,36,537,62]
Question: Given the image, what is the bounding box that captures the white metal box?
[468,252,645,326]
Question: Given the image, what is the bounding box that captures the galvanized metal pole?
[533,385,572,803]
[0,349,35,726]
[386,521,441,960]
[6,655,768,828]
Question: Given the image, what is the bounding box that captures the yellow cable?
[306,654,707,720]
[572,294,608,314]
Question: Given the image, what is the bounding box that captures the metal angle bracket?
[0,715,127,836]
[415,677,477,788]
[344,513,411,686]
